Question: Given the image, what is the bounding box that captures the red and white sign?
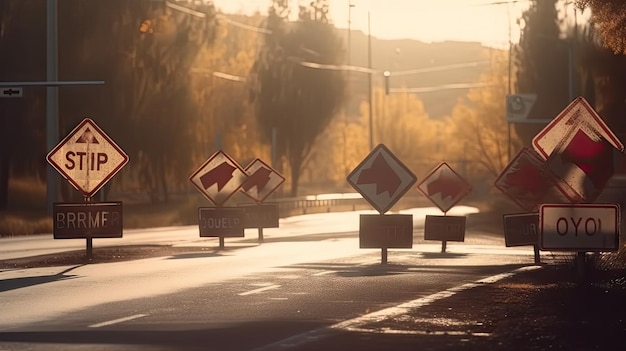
[533,97,623,159]
[46,118,129,197]
[540,203,620,251]
[189,150,248,207]
[240,158,285,203]
[347,144,417,214]
[417,162,472,213]
[494,147,565,212]
[532,97,624,203]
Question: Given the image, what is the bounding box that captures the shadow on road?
[0,265,82,292]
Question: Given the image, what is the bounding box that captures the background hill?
[338,28,499,119]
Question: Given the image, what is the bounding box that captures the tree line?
[0,0,624,211]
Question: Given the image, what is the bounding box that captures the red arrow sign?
[356,153,401,196]
[347,144,417,214]
[189,150,247,207]
[418,162,472,213]
[240,158,285,203]
[242,167,272,193]
[199,162,236,191]
[546,125,615,203]
[427,168,465,200]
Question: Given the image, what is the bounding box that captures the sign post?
[417,162,472,253]
[347,144,417,264]
[46,118,129,258]
[189,150,248,249]
[496,97,624,270]
[239,158,285,243]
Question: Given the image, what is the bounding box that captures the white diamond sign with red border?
[240,158,285,203]
[46,118,129,197]
[189,150,248,207]
[347,144,417,214]
[532,97,624,203]
[417,162,472,213]
[532,97,623,160]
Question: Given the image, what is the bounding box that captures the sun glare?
[211,0,532,48]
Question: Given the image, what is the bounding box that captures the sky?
[210,0,539,48]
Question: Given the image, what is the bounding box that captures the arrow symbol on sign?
[76,128,100,144]
[2,88,21,96]
[505,156,551,196]
[356,154,401,196]
[427,168,465,200]
[558,129,613,190]
[242,167,272,193]
[200,162,236,191]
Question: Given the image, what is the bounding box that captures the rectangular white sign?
[540,204,620,251]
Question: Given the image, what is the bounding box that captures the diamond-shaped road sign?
[189,150,248,207]
[347,144,417,214]
[417,162,472,213]
[533,97,623,160]
[533,97,624,203]
[240,158,285,203]
[495,147,558,212]
[47,118,129,197]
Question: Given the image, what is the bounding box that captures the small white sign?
[1,87,23,98]
[540,203,620,251]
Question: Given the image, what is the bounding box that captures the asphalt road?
[0,207,542,350]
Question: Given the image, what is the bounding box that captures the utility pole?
[46,0,59,213]
[367,11,373,150]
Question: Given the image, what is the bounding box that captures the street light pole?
[46,0,59,213]
[367,11,373,150]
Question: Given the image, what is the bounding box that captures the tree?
[446,50,518,186]
[0,1,47,210]
[249,0,346,196]
[57,0,218,203]
[576,0,626,54]
[514,0,571,146]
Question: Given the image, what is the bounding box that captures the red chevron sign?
[240,158,285,203]
[347,144,417,214]
[417,162,472,213]
[189,150,247,207]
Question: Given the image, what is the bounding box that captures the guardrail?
[272,192,427,217]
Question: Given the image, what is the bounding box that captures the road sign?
[359,214,413,249]
[347,144,417,214]
[540,204,619,251]
[503,213,539,247]
[532,97,624,159]
[545,125,616,203]
[240,158,285,203]
[506,94,537,122]
[532,97,624,203]
[198,207,245,237]
[46,118,129,197]
[53,202,123,239]
[494,147,564,212]
[189,150,248,206]
[239,203,280,228]
[424,215,466,242]
[1,87,23,98]
[417,162,472,213]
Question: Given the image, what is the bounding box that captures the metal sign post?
[347,144,417,264]
[47,118,127,258]
[418,162,472,253]
[239,158,285,244]
[190,150,248,249]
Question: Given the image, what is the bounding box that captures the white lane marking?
[88,314,148,328]
[252,266,540,351]
[239,284,281,296]
[313,270,334,276]
[344,326,491,337]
